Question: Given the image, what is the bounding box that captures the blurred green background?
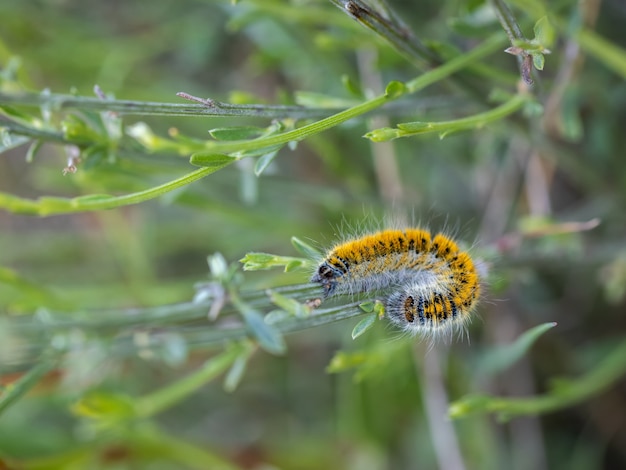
[1,0,626,469]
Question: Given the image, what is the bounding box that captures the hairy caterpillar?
[311,228,480,335]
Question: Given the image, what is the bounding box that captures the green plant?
[1,1,626,469]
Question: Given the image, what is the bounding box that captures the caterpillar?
[311,228,480,335]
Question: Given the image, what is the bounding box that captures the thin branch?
[0,91,341,119]
[0,352,61,416]
[490,0,534,84]
[328,0,441,67]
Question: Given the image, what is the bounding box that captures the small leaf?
[209,126,265,141]
[533,16,555,48]
[254,149,280,176]
[264,309,290,325]
[61,114,104,144]
[233,298,286,355]
[291,236,322,259]
[242,309,286,355]
[72,391,136,421]
[268,290,309,318]
[223,344,253,392]
[511,39,543,53]
[373,300,386,319]
[448,394,493,419]
[384,81,407,98]
[363,127,402,142]
[326,351,368,374]
[207,252,229,280]
[341,74,363,97]
[396,121,431,132]
[351,314,377,340]
[533,53,545,71]
[189,153,236,168]
[478,322,557,375]
[239,252,308,272]
[285,259,305,272]
[25,140,42,163]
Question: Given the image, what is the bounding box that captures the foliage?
[1,0,626,469]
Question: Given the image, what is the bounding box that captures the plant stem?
[491,0,525,43]
[0,352,60,416]
[328,0,440,67]
[195,33,507,155]
[135,342,250,418]
[0,159,233,216]
[449,339,626,420]
[0,92,339,119]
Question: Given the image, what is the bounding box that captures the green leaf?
[264,309,290,325]
[291,236,322,259]
[240,307,286,355]
[511,39,543,53]
[0,130,30,154]
[450,340,626,421]
[351,314,377,339]
[209,126,266,141]
[533,53,545,71]
[127,122,205,154]
[253,149,280,176]
[367,94,528,141]
[478,322,557,375]
[285,259,305,272]
[448,394,493,419]
[0,104,42,126]
[326,351,368,374]
[341,74,363,98]
[61,114,105,144]
[25,139,42,163]
[231,295,286,355]
[189,153,236,168]
[239,252,308,272]
[268,290,310,318]
[223,343,254,392]
[384,81,407,98]
[533,16,555,48]
[72,391,136,422]
[363,127,402,142]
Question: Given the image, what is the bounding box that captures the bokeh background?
[1,1,626,469]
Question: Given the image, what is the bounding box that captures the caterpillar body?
[311,228,480,335]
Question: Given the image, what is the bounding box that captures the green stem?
[135,342,249,418]
[195,33,507,155]
[0,119,68,144]
[366,93,528,141]
[0,158,233,216]
[0,353,60,416]
[490,0,526,43]
[0,92,339,119]
[574,26,626,79]
[449,339,626,421]
[405,33,507,92]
